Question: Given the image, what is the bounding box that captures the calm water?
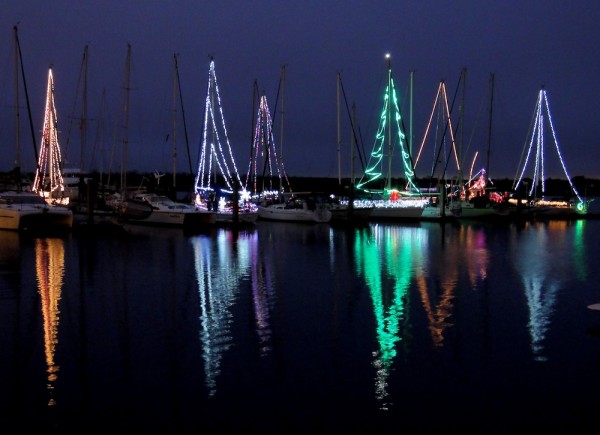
[1,218,600,434]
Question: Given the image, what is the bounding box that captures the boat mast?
[458,68,466,189]
[486,73,495,178]
[279,64,286,162]
[13,26,20,172]
[121,44,131,196]
[351,102,357,184]
[409,70,414,160]
[80,45,88,171]
[336,72,341,184]
[13,25,39,174]
[386,54,392,191]
[173,54,193,182]
[172,55,177,187]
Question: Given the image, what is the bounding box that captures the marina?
[1,3,599,433]
[1,218,600,433]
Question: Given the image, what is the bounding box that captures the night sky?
[1,0,599,181]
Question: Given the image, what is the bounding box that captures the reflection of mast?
[249,232,274,356]
[354,225,426,408]
[192,232,252,396]
[515,225,561,361]
[416,226,489,348]
[415,275,455,349]
[35,238,65,406]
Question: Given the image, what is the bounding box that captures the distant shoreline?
[2,171,599,198]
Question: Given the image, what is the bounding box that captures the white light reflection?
[513,223,564,361]
[192,229,258,396]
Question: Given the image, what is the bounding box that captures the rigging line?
[194,55,212,191]
[439,74,464,181]
[486,73,495,178]
[428,82,454,182]
[338,72,367,172]
[512,90,539,190]
[14,25,39,167]
[174,54,194,176]
[63,46,86,168]
[463,77,488,169]
[244,80,260,190]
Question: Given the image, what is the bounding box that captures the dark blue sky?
[1,0,599,180]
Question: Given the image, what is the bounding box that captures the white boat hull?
[258,204,332,223]
[119,194,216,228]
[0,191,73,231]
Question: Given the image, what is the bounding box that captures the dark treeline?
[2,170,598,200]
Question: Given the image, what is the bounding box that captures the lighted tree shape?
[32,68,65,204]
[357,55,418,197]
[194,58,245,196]
[245,93,291,196]
[512,88,584,204]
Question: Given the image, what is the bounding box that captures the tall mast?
[13,26,20,170]
[409,70,414,159]
[386,53,392,191]
[120,44,131,196]
[336,72,341,184]
[172,54,178,188]
[351,102,357,183]
[486,73,495,178]
[80,45,88,171]
[13,25,39,170]
[458,67,466,186]
[279,64,286,161]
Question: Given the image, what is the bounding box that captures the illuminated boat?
[120,193,216,228]
[509,87,591,219]
[355,55,431,220]
[0,191,73,231]
[257,195,332,223]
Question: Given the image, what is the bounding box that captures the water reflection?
[192,229,260,396]
[513,221,569,361]
[34,238,65,406]
[354,224,427,409]
[249,234,275,358]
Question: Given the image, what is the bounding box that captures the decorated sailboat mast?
[32,68,66,204]
[357,53,418,196]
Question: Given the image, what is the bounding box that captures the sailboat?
[445,71,507,219]
[0,26,72,232]
[356,54,430,220]
[31,68,69,206]
[248,67,331,223]
[111,49,215,229]
[327,71,374,223]
[508,87,590,219]
[193,57,258,225]
[412,72,506,220]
